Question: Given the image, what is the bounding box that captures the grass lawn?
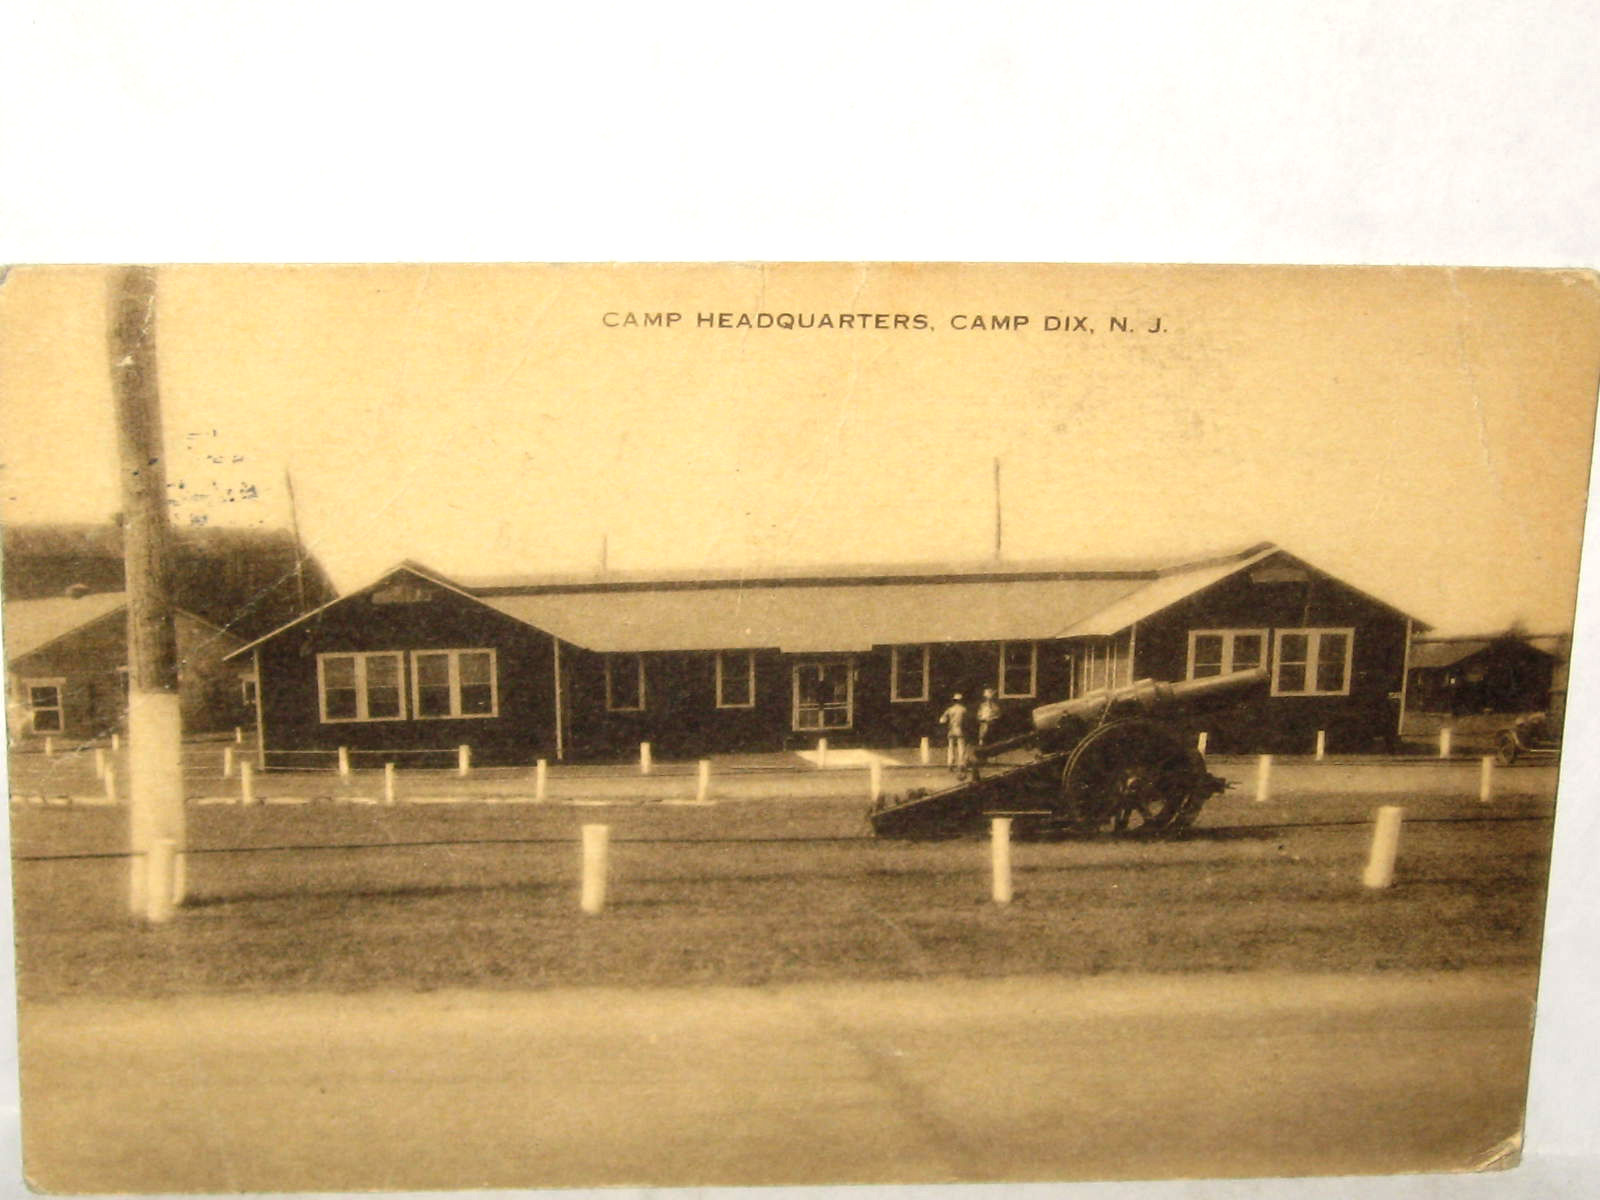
[10,789,1554,1001]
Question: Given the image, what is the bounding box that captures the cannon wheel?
[1057,719,1211,835]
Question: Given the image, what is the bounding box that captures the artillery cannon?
[869,667,1268,839]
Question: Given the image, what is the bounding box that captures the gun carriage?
[868,667,1267,839]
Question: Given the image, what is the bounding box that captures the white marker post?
[639,742,652,775]
[94,747,107,780]
[534,758,548,803]
[1315,730,1326,761]
[990,817,1014,904]
[1255,754,1273,803]
[223,746,235,779]
[1197,731,1209,755]
[146,838,177,924]
[581,824,610,914]
[1439,727,1452,759]
[104,764,117,806]
[1480,756,1495,804]
[869,759,883,804]
[234,726,243,744]
[338,746,350,778]
[384,762,396,806]
[1362,806,1405,889]
[458,744,471,777]
[111,732,121,752]
[696,759,711,803]
[43,736,54,758]
[919,736,931,766]
[239,760,255,806]
[817,737,828,768]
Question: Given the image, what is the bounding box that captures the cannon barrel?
[1031,665,1269,732]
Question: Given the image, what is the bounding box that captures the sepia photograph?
[1,262,1596,1191]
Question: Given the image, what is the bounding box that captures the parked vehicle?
[1494,710,1562,765]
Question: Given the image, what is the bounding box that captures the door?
[792,660,854,731]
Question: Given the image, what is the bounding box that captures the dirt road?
[19,969,1534,1191]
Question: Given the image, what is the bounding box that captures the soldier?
[938,693,968,768]
[977,687,1002,745]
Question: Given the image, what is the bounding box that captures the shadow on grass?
[181,880,563,907]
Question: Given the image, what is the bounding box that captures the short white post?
[581,824,610,914]
[1480,755,1495,804]
[145,838,177,924]
[1439,727,1452,759]
[990,817,1014,904]
[1255,754,1273,803]
[534,758,548,803]
[817,737,828,768]
[639,742,652,775]
[383,762,396,805]
[104,764,117,805]
[869,759,883,803]
[43,736,54,757]
[1197,731,1209,755]
[240,760,255,806]
[222,746,235,779]
[1315,730,1326,761]
[919,736,931,765]
[696,759,711,803]
[111,732,121,752]
[338,746,351,777]
[1362,805,1405,889]
[458,744,471,776]
[94,747,107,780]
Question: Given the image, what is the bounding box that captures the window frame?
[791,659,855,731]
[1185,628,1270,681]
[409,648,499,720]
[240,675,258,707]
[1271,627,1355,697]
[24,678,65,734]
[997,641,1038,699]
[890,644,931,703]
[605,653,647,712]
[316,651,408,724]
[715,650,756,709]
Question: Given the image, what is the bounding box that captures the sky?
[2,262,1597,636]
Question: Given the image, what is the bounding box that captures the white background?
[2,2,1597,1198]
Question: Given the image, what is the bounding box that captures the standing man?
[977,687,1002,745]
[939,693,968,768]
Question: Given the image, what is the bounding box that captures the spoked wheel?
[1056,719,1216,835]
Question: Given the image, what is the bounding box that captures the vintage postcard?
[2,263,1597,1192]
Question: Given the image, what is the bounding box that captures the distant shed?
[1406,635,1563,714]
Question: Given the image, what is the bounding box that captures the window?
[716,651,755,708]
[1186,629,1268,680]
[998,641,1037,698]
[1272,628,1354,696]
[411,649,498,718]
[318,652,406,722]
[240,676,258,707]
[793,660,854,730]
[25,680,64,733]
[605,654,645,711]
[890,645,930,702]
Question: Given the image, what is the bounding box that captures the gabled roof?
[1409,636,1562,670]
[3,592,129,663]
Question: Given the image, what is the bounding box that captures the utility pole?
[110,265,187,920]
[992,457,1003,561]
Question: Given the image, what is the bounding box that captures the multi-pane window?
[1187,629,1268,680]
[606,654,646,711]
[240,676,258,707]
[318,652,405,722]
[26,681,63,733]
[412,649,497,718]
[890,645,930,702]
[1272,628,1354,696]
[998,641,1037,698]
[716,651,756,708]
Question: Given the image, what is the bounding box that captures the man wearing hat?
[938,693,969,768]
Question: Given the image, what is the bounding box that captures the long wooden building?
[227,542,1427,766]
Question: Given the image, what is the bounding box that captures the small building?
[229,542,1426,765]
[4,590,249,741]
[1406,634,1563,715]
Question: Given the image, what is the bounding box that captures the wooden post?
[1439,727,1452,759]
[817,737,828,768]
[384,762,396,805]
[990,817,1013,904]
[43,736,54,758]
[1315,730,1326,761]
[869,759,883,803]
[534,758,548,803]
[104,764,117,806]
[639,742,652,775]
[458,744,471,776]
[111,265,186,920]
[337,746,350,777]
[696,759,711,803]
[1363,806,1405,889]
[919,736,930,765]
[1480,756,1495,804]
[234,726,243,744]
[1197,731,1209,755]
[1255,754,1273,803]
[223,746,235,779]
[111,732,121,752]
[581,824,609,914]
[145,839,177,924]
[94,747,107,780]
[239,760,255,806]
